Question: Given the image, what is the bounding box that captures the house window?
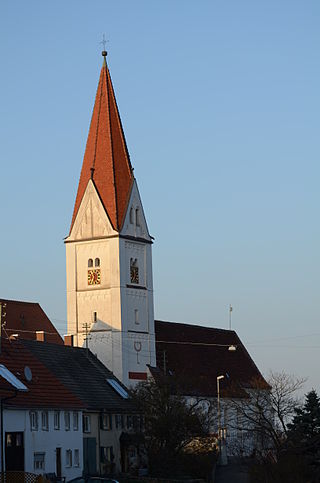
[115,414,124,429]
[88,258,93,268]
[64,411,70,431]
[100,446,113,463]
[95,258,100,267]
[66,449,72,467]
[41,411,49,431]
[74,449,80,467]
[34,452,45,471]
[30,411,38,431]
[83,414,91,433]
[73,411,79,431]
[93,311,97,323]
[130,258,139,284]
[100,413,112,430]
[127,415,133,430]
[54,411,60,430]
[129,447,136,458]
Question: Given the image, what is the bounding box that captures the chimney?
[36,331,45,342]
[64,334,74,347]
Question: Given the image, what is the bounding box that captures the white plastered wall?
[66,179,156,386]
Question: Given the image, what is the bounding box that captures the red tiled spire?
[70,54,134,233]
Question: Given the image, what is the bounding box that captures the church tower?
[65,51,156,387]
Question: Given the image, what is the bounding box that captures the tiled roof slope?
[0,298,63,345]
[22,339,137,413]
[155,320,268,397]
[0,339,83,409]
[70,57,134,233]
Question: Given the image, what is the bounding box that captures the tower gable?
[120,179,151,241]
[67,179,117,241]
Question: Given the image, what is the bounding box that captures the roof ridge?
[106,65,119,230]
[155,319,237,333]
[0,298,39,306]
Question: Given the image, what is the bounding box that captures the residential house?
[22,338,143,476]
[0,338,84,480]
[0,298,62,344]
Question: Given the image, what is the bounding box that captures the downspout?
[1,391,18,473]
[98,411,101,476]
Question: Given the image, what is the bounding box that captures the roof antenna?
[229,304,233,330]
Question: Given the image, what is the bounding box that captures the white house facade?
[3,408,83,480]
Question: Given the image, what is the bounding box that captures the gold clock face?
[130,266,139,284]
[88,269,101,285]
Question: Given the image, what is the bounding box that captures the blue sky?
[1,1,319,394]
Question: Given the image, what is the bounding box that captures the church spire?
[70,52,134,233]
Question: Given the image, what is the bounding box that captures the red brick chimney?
[36,331,45,342]
[64,334,74,347]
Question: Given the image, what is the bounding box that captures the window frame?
[34,452,45,471]
[74,448,80,467]
[100,413,112,430]
[54,410,60,430]
[30,411,38,431]
[73,411,79,431]
[41,410,49,431]
[64,411,71,431]
[83,414,91,433]
[66,449,72,468]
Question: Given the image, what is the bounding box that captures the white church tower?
[65,51,156,387]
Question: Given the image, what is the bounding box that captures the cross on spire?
[100,34,108,54]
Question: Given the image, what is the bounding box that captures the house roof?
[0,339,83,409]
[0,298,63,345]
[155,320,268,397]
[22,339,137,413]
[70,54,134,233]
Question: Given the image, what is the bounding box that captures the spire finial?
[100,34,108,64]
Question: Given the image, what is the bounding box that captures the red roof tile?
[70,57,133,233]
[0,299,63,345]
[0,339,83,409]
[155,320,268,397]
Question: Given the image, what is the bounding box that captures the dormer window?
[130,258,139,284]
[95,258,100,267]
[88,259,93,268]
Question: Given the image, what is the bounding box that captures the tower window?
[130,207,134,224]
[130,258,139,284]
[93,312,97,323]
[134,309,139,325]
[136,208,140,226]
[88,259,93,268]
[95,258,100,267]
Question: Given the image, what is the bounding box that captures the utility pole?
[163,350,167,375]
[82,323,90,357]
[0,302,7,355]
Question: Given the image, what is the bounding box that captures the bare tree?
[225,371,306,457]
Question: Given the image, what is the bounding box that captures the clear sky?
[1,1,319,394]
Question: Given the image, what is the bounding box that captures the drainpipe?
[1,391,18,473]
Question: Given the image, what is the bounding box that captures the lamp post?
[217,375,224,463]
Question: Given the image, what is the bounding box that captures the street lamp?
[217,375,224,463]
